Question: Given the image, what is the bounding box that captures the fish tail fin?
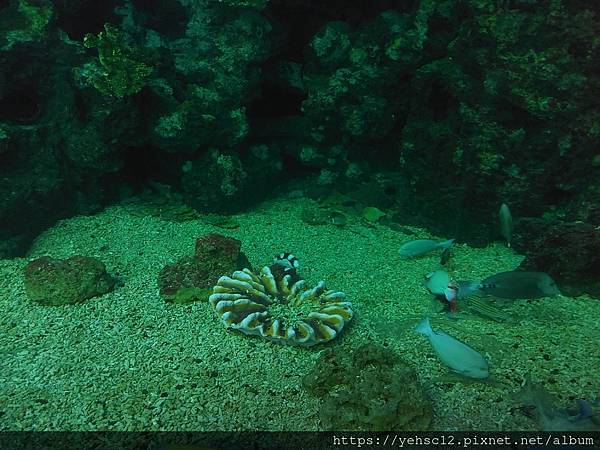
[415,317,432,336]
[439,239,455,250]
[443,286,457,302]
[465,297,510,323]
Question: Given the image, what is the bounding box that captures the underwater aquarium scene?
[1,0,600,446]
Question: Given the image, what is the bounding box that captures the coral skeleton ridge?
[209,265,352,346]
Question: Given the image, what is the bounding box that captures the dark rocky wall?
[1,0,599,256]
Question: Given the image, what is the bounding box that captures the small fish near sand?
[439,246,452,265]
[499,203,513,247]
[415,317,489,379]
[479,271,560,299]
[399,238,455,258]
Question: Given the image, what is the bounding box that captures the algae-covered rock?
[1,0,53,51]
[302,344,433,431]
[181,150,249,213]
[79,24,153,98]
[513,218,600,298]
[181,147,282,214]
[23,255,115,306]
[157,233,250,304]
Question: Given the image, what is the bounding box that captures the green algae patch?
[1,0,52,50]
[164,286,213,305]
[81,24,153,98]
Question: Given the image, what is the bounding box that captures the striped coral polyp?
[209,266,353,346]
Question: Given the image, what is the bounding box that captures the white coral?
[209,267,353,346]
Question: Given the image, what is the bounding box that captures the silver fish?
[399,238,454,258]
[499,203,513,247]
[415,317,489,379]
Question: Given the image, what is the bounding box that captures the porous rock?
[302,344,433,431]
[23,255,115,306]
[158,233,250,304]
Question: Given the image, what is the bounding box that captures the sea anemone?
[209,262,352,346]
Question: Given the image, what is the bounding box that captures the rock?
[23,256,115,306]
[513,218,600,298]
[302,344,433,431]
[157,233,250,304]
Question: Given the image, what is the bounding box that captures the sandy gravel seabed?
[0,195,598,432]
